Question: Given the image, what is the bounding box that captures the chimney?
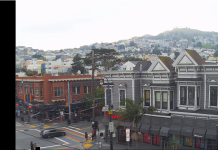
[140,64,142,71]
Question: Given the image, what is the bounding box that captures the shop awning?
[140,124,150,133]
[119,121,132,128]
[159,127,170,137]
[205,129,217,140]
[169,125,182,135]
[180,126,194,136]
[193,127,206,138]
[149,125,160,135]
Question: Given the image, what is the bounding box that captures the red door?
[195,138,200,148]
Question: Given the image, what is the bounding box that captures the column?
[160,88,162,112]
[178,84,180,107]
[194,85,197,108]
[186,85,188,105]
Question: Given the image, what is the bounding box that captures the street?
[16,116,105,149]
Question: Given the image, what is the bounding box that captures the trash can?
[68,119,71,125]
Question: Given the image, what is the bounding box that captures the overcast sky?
[16,0,218,50]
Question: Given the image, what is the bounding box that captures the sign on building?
[109,122,114,132]
[126,128,130,142]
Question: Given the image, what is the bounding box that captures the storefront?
[140,124,151,144]
[150,125,161,146]
[180,126,194,147]
[193,127,206,149]
[205,128,217,150]
[159,127,170,149]
[169,124,182,147]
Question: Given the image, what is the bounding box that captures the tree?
[21,68,26,72]
[38,57,46,61]
[26,70,33,76]
[195,42,202,48]
[118,98,157,149]
[82,87,105,109]
[151,46,161,55]
[214,50,218,57]
[118,45,125,50]
[84,49,121,71]
[32,54,43,59]
[129,41,137,47]
[122,56,144,62]
[71,54,86,74]
[174,52,180,60]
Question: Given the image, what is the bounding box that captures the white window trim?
[35,87,39,97]
[143,88,151,107]
[73,87,80,95]
[178,85,200,109]
[208,85,218,109]
[104,87,113,107]
[153,90,169,110]
[119,88,126,108]
[54,87,63,97]
[84,86,91,94]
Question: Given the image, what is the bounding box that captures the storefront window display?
[152,134,160,145]
[184,136,192,147]
[117,126,126,143]
[143,133,151,143]
[195,138,204,149]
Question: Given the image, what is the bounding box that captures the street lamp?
[100,76,113,150]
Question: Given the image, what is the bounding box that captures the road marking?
[77,126,91,131]
[40,145,61,148]
[34,129,41,132]
[62,127,85,135]
[68,126,80,130]
[54,137,69,144]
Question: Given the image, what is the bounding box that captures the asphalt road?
[16,115,105,150]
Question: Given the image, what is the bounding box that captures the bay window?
[162,92,168,109]
[180,86,187,105]
[155,91,169,109]
[210,86,218,106]
[155,91,161,109]
[120,90,125,106]
[188,87,194,105]
[144,90,150,106]
[180,86,200,106]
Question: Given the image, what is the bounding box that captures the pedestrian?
[30,141,34,150]
[34,143,37,150]
[91,132,94,141]
[21,116,24,124]
[85,132,88,142]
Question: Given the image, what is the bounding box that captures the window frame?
[54,87,63,97]
[35,87,39,97]
[144,90,151,107]
[209,85,218,107]
[119,89,126,107]
[84,85,91,94]
[73,86,80,95]
[20,86,23,93]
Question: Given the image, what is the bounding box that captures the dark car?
[40,128,66,138]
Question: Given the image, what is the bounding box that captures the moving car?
[40,128,66,138]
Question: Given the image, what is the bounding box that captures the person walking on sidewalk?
[85,132,88,142]
[30,141,34,150]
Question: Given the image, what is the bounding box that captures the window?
[162,92,168,109]
[144,90,150,106]
[40,87,43,97]
[20,86,23,93]
[180,86,187,105]
[170,91,173,109]
[30,87,33,95]
[54,87,63,96]
[152,135,160,145]
[24,86,28,94]
[73,86,80,94]
[210,86,218,106]
[106,89,111,105]
[120,90,125,106]
[155,91,161,109]
[84,86,91,94]
[143,133,151,143]
[188,87,194,105]
[197,86,200,106]
[35,87,39,96]
[183,136,193,147]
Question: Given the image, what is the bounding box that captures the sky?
[16,0,218,51]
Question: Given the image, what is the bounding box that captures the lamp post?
[101,76,113,150]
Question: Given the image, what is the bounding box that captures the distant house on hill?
[122,61,139,70]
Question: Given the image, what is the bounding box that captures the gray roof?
[174,109,218,115]
[129,61,139,65]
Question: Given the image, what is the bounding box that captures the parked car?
[40,128,66,138]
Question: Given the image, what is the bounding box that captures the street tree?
[214,49,218,57]
[151,46,161,55]
[71,54,86,74]
[118,98,157,149]
[82,87,105,109]
[84,49,121,71]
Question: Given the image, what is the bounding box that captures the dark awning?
[169,125,182,135]
[140,124,150,133]
[193,128,206,138]
[119,121,132,128]
[180,127,194,136]
[160,127,170,137]
[149,125,160,135]
[206,129,217,140]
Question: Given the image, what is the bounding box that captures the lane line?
[68,126,80,130]
[40,145,61,148]
[62,127,85,135]
[54,137,69,145]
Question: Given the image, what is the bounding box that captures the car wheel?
[47,135,50,138]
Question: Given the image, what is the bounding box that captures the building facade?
[101,49,218,150]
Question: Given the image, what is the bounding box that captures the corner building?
[102,49,218,150]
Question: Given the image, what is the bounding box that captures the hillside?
[144,28,218,39]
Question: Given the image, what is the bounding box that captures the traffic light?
[29,106,31,109]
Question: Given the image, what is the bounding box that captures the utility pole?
[92,50,95,122]
[68,81,71,123]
